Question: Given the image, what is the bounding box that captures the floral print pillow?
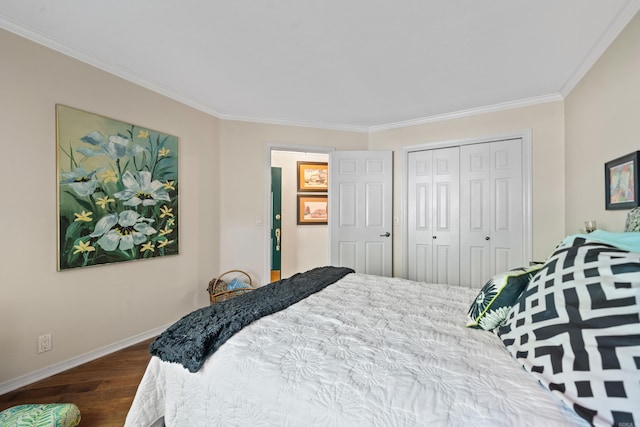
[467,266,542,330]
[0,403,81,427]
[625,207,640,232]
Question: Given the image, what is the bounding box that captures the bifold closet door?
[459,139,524,288]
[407,147,459,284]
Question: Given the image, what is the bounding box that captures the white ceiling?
[1,1,639,131]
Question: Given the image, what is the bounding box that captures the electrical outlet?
[38,333,52,353]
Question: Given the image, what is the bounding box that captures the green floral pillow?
[467,266,542,330]
[0,403,81,427]
[625,207,640,232]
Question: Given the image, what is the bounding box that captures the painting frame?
[297,161,328,192]
[56,104,179,270]
[605,151,640,210]
[297,195,328,225]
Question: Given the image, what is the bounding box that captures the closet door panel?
[407,150,434,281]
[490,139,523,272]
[460,139,524,288]
[414,244,432,283]
[460,143,490,288]
[493,247,511,274]
[407,148,459,284]
[416,184,431,230]
[432,147,460,286]
[468,246,486,286]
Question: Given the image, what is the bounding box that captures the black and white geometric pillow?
[498,236,640,427]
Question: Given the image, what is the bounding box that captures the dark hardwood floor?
[0,338,154,426]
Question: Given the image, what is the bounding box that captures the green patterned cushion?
[625,207,640,231]
[0,403,80,427]
[467,266,542,330]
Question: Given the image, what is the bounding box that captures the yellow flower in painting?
[159,225,173,236]
[158,238,174,248]
[159,205,174,218]
[163,180,175,190]
[95,196,115,209]
[158,147,171,157]
[138,129,149,138]
[166,218,175,227]
[100,169,118,183]
[73,240,95,254]
[74,210,93,222]
[141,242,155,252]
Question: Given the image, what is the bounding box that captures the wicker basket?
[207,269,253,304]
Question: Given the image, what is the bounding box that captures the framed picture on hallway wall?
[297,195,328,225]
[56,105,179,270]
[297,161,328,192]
[605,151,640,210]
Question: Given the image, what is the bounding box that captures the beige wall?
[370,102,566,277]
[565,12,640,233]
[218,120,368,285]
[0,29,220,386]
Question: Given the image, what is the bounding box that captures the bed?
[125,231,640,427]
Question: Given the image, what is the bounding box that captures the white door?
[407,147,460,284]
[329,151,393,276]
[489,139,524,272]
[459,142,491,287]
[459,139,524,288]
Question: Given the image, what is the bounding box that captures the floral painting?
[56,105,179,270]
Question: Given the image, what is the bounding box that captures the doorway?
[267,147,331,281]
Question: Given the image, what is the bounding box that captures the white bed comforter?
[125,273,588,427]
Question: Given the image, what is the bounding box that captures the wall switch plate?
[38,333,52,353]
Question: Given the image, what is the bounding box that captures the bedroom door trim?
[403,129,533,280]
[264,144,334,284]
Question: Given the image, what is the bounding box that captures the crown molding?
[2,3,637,134]
[1,14,370,133]
[217,112,370,132]
[0,14,226,118]
[560,0,640,97]
[367,94,563,133]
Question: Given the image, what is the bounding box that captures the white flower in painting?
[478,306,511,330]
[59,167,101,197]
[114,171,170,207]
[76,131,146,160]
[90,210,156,251]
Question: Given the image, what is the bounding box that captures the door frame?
[403,129,533,279]
[263,144,334,283]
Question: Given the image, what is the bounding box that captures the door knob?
[485,236,490,241]
[379,232,391,237]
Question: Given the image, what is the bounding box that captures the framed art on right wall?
[605,151,640,210]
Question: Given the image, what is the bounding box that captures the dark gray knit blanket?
[149,266,354,372]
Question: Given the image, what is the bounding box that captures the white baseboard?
[0,325,170,396]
